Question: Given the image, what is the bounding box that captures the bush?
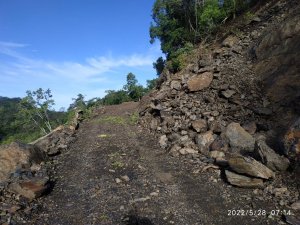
[198,0,227,36]
[167,42,194,72]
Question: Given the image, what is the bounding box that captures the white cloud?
[0,41,155,81]
[0,41,161,109]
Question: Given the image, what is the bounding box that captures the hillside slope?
[140,0,299,169]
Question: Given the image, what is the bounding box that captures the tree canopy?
[150,0,257,61]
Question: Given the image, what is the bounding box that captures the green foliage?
[68,93,86,111]
[243,11,255,23]
[0,92,67,144]
[146,78,158,91]
[198,0,227,35]
[98,116,126,125]
[150,0,195,58]
[123,73,146,101]
[102,90,131,105]
[150,0,256,66]
[0,97,21,142]
[129,112,139,125]
[153,56,166,76]
[101,72,153,106]
[18,88,55,135]
[167,42,193,72]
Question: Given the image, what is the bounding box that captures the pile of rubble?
[139,0,299,189]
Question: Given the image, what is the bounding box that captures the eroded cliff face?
[255,9,300,149]
[139,0,300,188]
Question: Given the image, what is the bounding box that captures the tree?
[153,57,166,76]
[123,73,146,101]
[68,93,86,111]
[150,0,254,61]
[146,78,158,91]
[123,73,138,91]
[150,0,194,58]
[102,90,130,105]
[18,88,54,135]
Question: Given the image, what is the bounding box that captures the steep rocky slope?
[139,0,299,208]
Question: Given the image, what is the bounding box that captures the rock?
[191,120,208,133]
[187,72,213,92]
[8,177,49,200]
[170,80,182,90]
[159,135,168,149]
[285,214,300,225]
[273,187,288,197]
[195,131,215,154]
[180,135,189,143]
[242,122,257,135]
[210,137,228,152]
[283,118,300,158]
[251,16,261,23]
[291,201,300,210]
[130,197,151,204]
[225,122,255,152]
[225,170,264,188]
[150,118,159,130]
[222,36,239,48]
[0,142,46,182]
[150,192,159,197]
[255,138,290,171]
[228,154,275,179]
[209,151,225,159]
[215,158,229,167]
[169,144,181,157]
[179,147,198,155]
[121,175,130,182]
[221,89,236,98]
[47,148,61,157]
[115,178,122,184]
[209,121,225,134]
[254,107,272,116]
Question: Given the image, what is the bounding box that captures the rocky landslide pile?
[139,0,299,220]
[0,111,82,224]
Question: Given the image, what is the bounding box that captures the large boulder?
[255,138,290,171]
[0,142,46,183]
[8,176,49,200]
[228,154,275,179]
[31,125,74,156]
[187,72,213,92]
[225,170,264,188]
[224,122,255,152]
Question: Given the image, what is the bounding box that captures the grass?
[97,116,126,125]
[99,214,109,222]
[108,152,125,169]
[111,161,124,169]
[96,112,139,125]
[129,112,139,125]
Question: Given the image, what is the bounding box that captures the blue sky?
[0,0,161,110]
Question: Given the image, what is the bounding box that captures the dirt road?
[30,102,277,225]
